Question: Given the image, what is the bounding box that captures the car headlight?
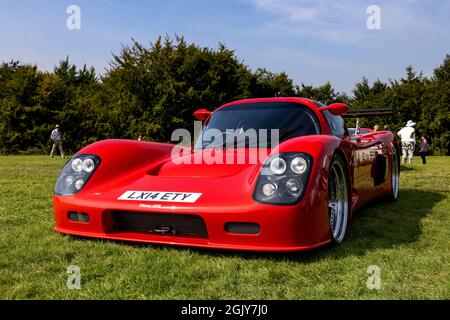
[262,182,278,198]
[54,154,100,196]
[71,158,83,172]
[269,157,287,175]
[290,156,308,174]
[254,153,313,205]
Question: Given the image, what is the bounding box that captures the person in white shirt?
[397,120,416,165]
[50,125,65,159]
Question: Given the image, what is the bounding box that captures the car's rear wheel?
[388,150,400,201]
[328,154,350,244]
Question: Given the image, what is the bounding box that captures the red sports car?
[53,97,400,252]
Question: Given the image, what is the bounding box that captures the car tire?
[328,153,350,244]
[387,149,400,201]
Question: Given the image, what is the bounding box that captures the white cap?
[406,120,416,127]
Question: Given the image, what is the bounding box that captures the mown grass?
[0,156,449,300]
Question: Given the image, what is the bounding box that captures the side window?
[324,110,348,138]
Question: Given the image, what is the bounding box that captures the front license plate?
[118,191,202,203]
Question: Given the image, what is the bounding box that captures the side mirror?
[194,109,212,121]
[321,103,350,116]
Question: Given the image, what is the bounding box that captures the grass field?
[0,155,449,300]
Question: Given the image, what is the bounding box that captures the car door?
[352,133,385,208]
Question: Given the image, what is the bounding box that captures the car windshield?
[195,102,321,150]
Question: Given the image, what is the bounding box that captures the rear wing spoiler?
[342,108,395,118]
[341,108,396,135]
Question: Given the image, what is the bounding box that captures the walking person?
[397,120,416,165]
[50,125,65,159]
[420,136,429,165]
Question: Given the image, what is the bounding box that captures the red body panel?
[53,98,398,252]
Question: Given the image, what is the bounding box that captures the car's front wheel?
[328,154,350,244]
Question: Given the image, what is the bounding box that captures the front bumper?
[53,192,331,252]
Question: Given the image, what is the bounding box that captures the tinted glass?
[323,110,348,138]
[313,101,349,138]
[196,102,321,149]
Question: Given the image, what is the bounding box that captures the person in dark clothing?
[420,136,429,165]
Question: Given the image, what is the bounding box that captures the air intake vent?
[111,211,208,238]
[68,211,90,223]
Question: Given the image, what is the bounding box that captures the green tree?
[0,37,448,155]
[433,54,450,82]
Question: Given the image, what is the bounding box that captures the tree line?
[0,36,449,155]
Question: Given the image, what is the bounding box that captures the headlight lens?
[71,158,83,172]
[286,178,303,197]
[262,183,277,198]
[269,157,287,175]
[254,153,312,205]
[82,158,95,173]
[74,178,85,190]
[64,175,74,188]
[55,154,100,196]
[290,157,308,174]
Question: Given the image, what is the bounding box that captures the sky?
[0,0,449,94]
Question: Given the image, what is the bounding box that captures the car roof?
[217,97,321,112]
[212,97,332,136]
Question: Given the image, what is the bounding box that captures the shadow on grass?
[67,188,445,263]
[183,188,444,262]
[329,188,445,255]
[400,165,417,172]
